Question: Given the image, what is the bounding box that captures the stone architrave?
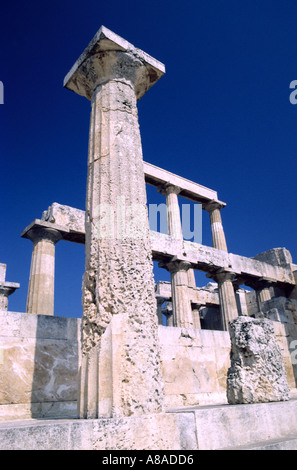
[227,316,290,404]
[64,26,165,419]
[22,224,62,316]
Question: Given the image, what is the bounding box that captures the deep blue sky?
[1,0,296,317]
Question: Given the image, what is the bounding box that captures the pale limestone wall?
[0,309,296,421]
[158,326,231,408]
[0,310,80,420]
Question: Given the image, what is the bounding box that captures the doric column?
[160,183,197,288]
[159,184,183,240]
[204,201,227,252]
[64,26,165,419]
[165,259,194,329]
[23,225,62,315]
[255,281,272,311]
[0,264,20,312]
[214,270,238,331]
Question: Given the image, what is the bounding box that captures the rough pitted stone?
[227,316,290,404]
[42,203,85,234]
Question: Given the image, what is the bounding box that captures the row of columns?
[158,187,239,331]
[20,199,272,330]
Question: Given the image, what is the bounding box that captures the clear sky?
[1,0,296,318]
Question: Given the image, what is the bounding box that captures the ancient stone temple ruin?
[1,26,297,450]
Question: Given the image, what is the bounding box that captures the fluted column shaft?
[215,271,238,331]
[64,28,166,420]
[26,227,61,315]
[166,260,193,329]
[163,185,183,240]
[205,202,228,252]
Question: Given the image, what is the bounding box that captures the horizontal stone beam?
[155,280,220,306]
[151,232,295,287]
[22,205,296,289]
[143,161,225,205]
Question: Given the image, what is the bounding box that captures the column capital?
[22,221,62,245]
[213,268,236,284]
[157,183,182,196]
[64,26,165,102]
[160,258,192,274]
[203,200,225,212]
[0,283,19,297]
[0,275,20,312]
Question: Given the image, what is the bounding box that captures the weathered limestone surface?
[0,412,198,450]
[1,398,297,450]
[253,247,293,267]
[159,326,230,408]
[227,316,290,404]
[64,26,165,419]
[0,310,79,421]
[42,203,85,235]
[151,231,295,286]
[0,309,296,422]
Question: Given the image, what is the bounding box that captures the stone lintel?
[144,161,223,205]
[152,232,295,287]
[63,25,165,101]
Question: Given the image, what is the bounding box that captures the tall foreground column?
[64,26,165,418]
